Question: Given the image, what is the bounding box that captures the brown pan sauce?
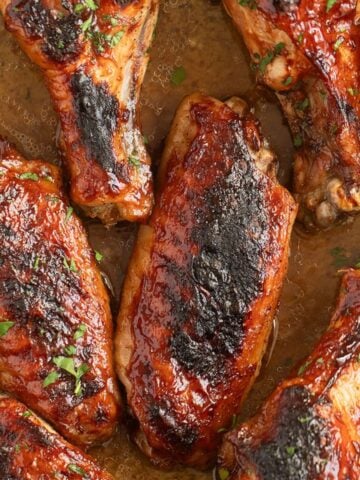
[0,1,359,478]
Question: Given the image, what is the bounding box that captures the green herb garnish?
[218,468,230,480]
[170,66,186,86]
[95,250,103,262]
[74,324,87,341]
[43,371,60,388]
[293,134,303,148]
[238,0,257,9]
[326,0,337,13]
[298,359,311,375]
[68,464,87,477]
[64,345,77,356]
[282,76,293,86]
[19,172,39,181]
[0,321,14,337]
[128,154,141,167]
[257,42,285,74]
[65,206,74,222]
[285,446,296,457]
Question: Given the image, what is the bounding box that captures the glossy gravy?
[0,1,359,479]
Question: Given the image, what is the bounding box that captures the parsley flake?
[0,321,14,337]
[43,371,59,388]
[170,66,186,86]
[19,172,39,181]
[326,0,337,13]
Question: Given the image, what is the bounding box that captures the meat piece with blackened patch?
[0,139,120,447]
[0,395,113,479]
[223,0,360,229]
[115,93,297,468]
[218,268,360,480]
[0,0,159,224]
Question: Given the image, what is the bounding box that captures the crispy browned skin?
[0,139,120,447]
[0,395,113,479]
[0,0,159,225]
[218,268,360,480]
[223,0,360,229]
[115,93,297,468]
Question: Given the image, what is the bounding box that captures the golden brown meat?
[0,0,159,225]
[223,0,360,229]
[0,394,113,479]
[115,93,297,468]
[218,268,360,480]
[0,139,120,448]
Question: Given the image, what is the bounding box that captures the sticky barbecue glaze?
[0,0,159,224]
[1,1,360,479]
[0,139,120,448]
[223,0,360,229]
[115,93,297,468]
[219,268,360,479]
[0,395,113,479]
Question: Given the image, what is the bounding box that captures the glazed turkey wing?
[0,139,120,447]
[223,0,360,229]
[115,93,297,468]
[0,0,159,225]
[219,268,360,480]
[0,395,113,479]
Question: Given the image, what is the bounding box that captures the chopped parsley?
[330,246,347,267]
[256,42,285,74]
[65,206,74,222]
[43,371,60,388]
[64,345,77,356]
[170,66,186,86]
[68,464,87,477]
[0,321,14,337]
[103,14,120,26]
[296,97,310,111]
[19,172,39,181]
[282,76,293,86]
[128,154,141,167]
[238,0,257,9]
[33,256,40,271]
[74,324,87,341]
[95,250,103,262]
[81,15,93,33]
[285,446,296,457]
[22,410,32,418]
[63,257,78,273]
[293,134,303,148]
[326,0,337,13]
[297,359,311,375]
[333,37,344,51]
[218,468,230,480]
[53,356,89,396]
[298,416,311,424]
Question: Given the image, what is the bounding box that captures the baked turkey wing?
[223,0,360,229]
[0,395,113,479]
[0,0,159,224]
[115,93,297,468]
[0,139,120,448]
[219,268,360,480]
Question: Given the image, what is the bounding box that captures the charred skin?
[0,139,120,447]
[0,395,113,479]
[0,0,159,225]
[223,0,360,229]
[219,269,360,480]
[115,93,297,468]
